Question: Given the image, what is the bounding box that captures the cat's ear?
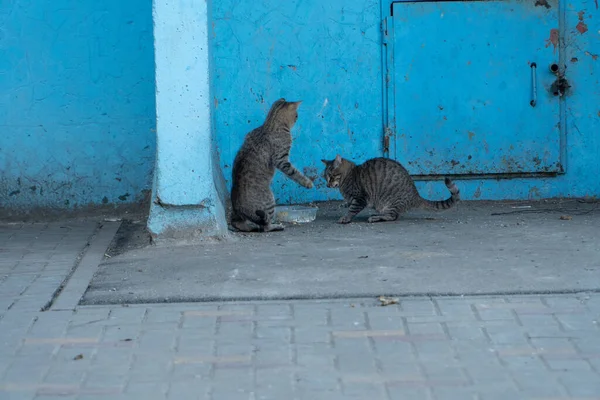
[333,154,342,168]
[288,101,302,110]
[321,159,329,165]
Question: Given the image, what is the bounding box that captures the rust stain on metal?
[576,22,588,34]
[545,29,559,53]
[214,97,219,109]
[576,11,588,34]
[467,131,475,140]
[575,21,587,35]
[570,57,578,63]
[473,187,482,199]
[534,0,551,8]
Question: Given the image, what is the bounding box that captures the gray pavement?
[0,221,98,315]
[1,295,600,399]
[1,202,600,399]
[83,200,600,305]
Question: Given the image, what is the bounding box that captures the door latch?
[549,63,571,97]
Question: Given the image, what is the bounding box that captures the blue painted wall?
[211,0,599,203]
[0,0,156,211]
[210,0,384,204]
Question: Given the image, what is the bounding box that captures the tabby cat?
[321,155,460,224]
[230,98,313,232]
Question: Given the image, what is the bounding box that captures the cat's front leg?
[273,153,313,189]
[338,198,366,224]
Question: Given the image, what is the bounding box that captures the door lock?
[549,63,570,97]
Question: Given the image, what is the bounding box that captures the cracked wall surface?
[210,0,599,203]
[0,0,156,213]
[210,0,383,204]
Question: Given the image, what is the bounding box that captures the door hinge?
[383,126,393,154]
[381,17,390,45]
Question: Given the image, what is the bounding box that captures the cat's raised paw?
[304,180,314,189]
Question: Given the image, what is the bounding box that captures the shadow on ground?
[81,199,600,305]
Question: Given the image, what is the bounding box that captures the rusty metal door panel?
[390,0,563,176]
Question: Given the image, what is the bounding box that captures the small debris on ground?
[73,354,84,360]
[358,255,368,259]
[121,338,133,342]
[560,215,573,220]
[378,296,399,306]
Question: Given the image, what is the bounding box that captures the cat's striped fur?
[321,155,459,224]
[230,98,313,232]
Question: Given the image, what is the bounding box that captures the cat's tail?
[419,177,460,211]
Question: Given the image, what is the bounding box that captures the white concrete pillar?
[148,0,228,240]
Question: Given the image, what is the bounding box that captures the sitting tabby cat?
[231,98,313,232]
[321,155,460,224]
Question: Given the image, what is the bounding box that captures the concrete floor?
[82,199,600,305]
[2,211,600,399]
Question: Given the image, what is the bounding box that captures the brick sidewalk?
[2,221,600,399]
[0,222,98,315]
[1,295,599,400]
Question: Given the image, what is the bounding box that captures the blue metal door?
[387,0,564,176]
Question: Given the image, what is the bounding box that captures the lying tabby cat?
[230,98,313,232]
[321,155,460,224]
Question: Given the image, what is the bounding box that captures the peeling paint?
[576,11,588,34]
[576,23,588,34]
[584,51,599,60]
[545,28,559,53]
[535,0,552,8]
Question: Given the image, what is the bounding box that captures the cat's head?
[267,98,302,127]
[321,154,344,188]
